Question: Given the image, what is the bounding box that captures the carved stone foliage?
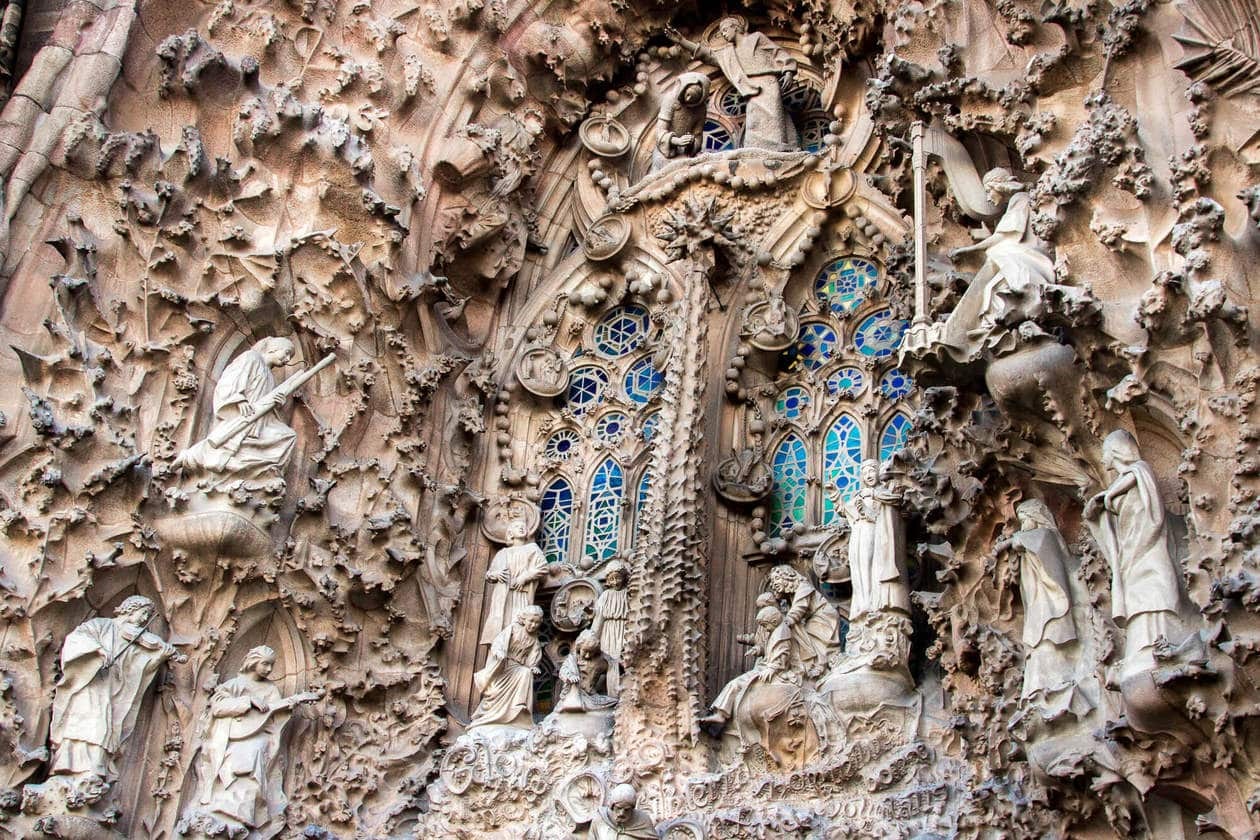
[0,0,1259,838]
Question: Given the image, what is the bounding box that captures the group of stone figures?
[26,597,319,839]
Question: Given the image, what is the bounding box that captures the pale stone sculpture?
[49,596,179,785]
[553,630,616,714]
[699,599,793,739]
[588,783,659,840]
[666,17,797,151]
[589,561,628,697]
[940,169,1088,359]
[766,565,840,677]
[1084,430,1195,679]
[469,605,544,730]
[174,339,331,487]
[654,72,710,164]
[180,646,321,840]
[478,518,548,647]
[996,500,1092,717]
[836,460,911,621]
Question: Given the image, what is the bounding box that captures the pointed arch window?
[768,434,809,539]
[583,458,624,565]
[822,414,863,523]
[880,413,911,462]
[540,478,574,564]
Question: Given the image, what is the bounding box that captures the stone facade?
[0,0,1258,837]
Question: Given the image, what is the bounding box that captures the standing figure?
[420,484,482,639]
[49,596,179,785]
[590,562,628,697]
[182,646,321,838]
[479,518,547,647]
[997,500,1091,715]
[174,338,314,485]
[588,783,659,840]
[766,565,839,676]
[666,17,797,152]
[837,460,911,620]
[654,72,710,164]
[470,606,544,729]
[942,169,1089,358]
[1084,430,1194,676]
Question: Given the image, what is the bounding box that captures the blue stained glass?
[624,357,663,404]
[641,411,660,442]
[783,82,822,112]
[800,114,831,154]
[718,86,746,117]
[854,310,908,358]
[595,411,627,443]
[788,322,838,372]
[774,386,810,420]
[541,478,573,564]
[594,305,649,358]
[544,429,581,460]
[815,257,879,315]
[827,367,866,398]
[880,413,911,462]
[583,459,624,564]
[768,434,809,539]
[703,119,735,152]
[823,414,863,523]
[566,365,609,415]
[635,470,651,529]
[880,368,913,400]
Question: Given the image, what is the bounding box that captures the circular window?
[788,322,838,371]
[775,386,811,420]
[854,310,908,358]
[594,305,649,358]
[544,429,581,460]
[815,257,879,316]
[595,412,628,443]
[880,368,913,400]
[566,365,609,415]
[624,357,663,404]
[703,119,735,152]
[827,367,866,398]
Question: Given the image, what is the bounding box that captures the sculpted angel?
[835,460,910,621]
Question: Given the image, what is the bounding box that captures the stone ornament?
[558,768,607,823]
[479,516,548,646]
[712,445,773,503]
[582,214,631,261]
[801,164,857,209]
[515,345,570,397]
[179,646,321,840]
[470,605,544,730]
[580,114,632,158]
[551,576,601,632]
[740,294,799,352]
[834,459,910,621]
[479,495,542,544]
[590,562,628,697]
[654,72,710,164]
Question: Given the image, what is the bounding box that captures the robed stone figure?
[1084,430,1194,675]
[666,17,797,152]
[837,460,911,620]
[183,646,320,838]
[766,565,839,676]
[478,519,547,647]
[470,606,544,729]
[588,783,659,840]
[175,337,299,484]
[50,596,178,783]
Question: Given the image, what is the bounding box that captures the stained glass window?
[594,411,627,443]
[566,365,609,415]
[815,257,879,316]
[594,305,649,358]
[826,367,865,398]
[703,120,735,152]
[583,458,624,564]
[880,413,911,462]
[641,411,660,442]
[774,386,811,420]
[854,309,908,358]
[786,322,838,372]
[544,429,581,460]
[823,414,863,522]
[718,86,746,117]
[800,114,831,154]
[624,357,663,404]
[880,368,913,400]
[768,434,809,539]
[635,470,651,524]
[540,478,573,564]
[783,82,823,112]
